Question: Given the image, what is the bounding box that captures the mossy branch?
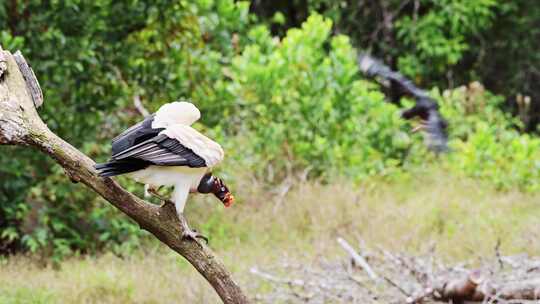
[0,45,249,304]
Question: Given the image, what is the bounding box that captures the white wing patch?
[160,124,224,167]
[152,101,201,128]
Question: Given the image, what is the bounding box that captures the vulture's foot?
[411,120,427,133]
[178,213,209,244]
[147,186,173,206]
[182,229,209,244]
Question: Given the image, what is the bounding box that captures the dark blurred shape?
[358,54,449,153]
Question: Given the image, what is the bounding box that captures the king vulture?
[95,101,234,242]
[358,54,449,152]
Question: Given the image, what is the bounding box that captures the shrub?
[436,83,540,191]
[225,14,421,181]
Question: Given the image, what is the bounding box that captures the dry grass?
[0,250,219,304]
[1,169,539,303]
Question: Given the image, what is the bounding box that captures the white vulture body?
[125,123,224,213]
[95,102,232,233]
[129,166,207,213]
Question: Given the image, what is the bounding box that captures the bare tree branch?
[133,94,150,117]
[337,237,379,282]
[0,45,249,304]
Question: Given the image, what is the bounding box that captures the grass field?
[1,169,539,303]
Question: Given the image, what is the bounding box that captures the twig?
[383,275,411,298]
[0,46,6,78]
[345,262,380,301]
[111,64,149,117]
[337,237,379,282]
[13,51,43,108]
[495,238,504,270]
[272,176,293,213]
[133,94,150,117]
[405,287,434,304]
[250,267,304,286]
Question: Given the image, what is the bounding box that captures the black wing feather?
[95,120,206,177]
[111,134,206,168]
[155,136,207,167]
[94,158,151,177]
[111,115,165,155]
[358,54,448,152]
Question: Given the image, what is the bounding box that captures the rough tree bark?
[0,46,249,304]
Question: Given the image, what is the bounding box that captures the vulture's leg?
[173,184,209,244]
[147,186,173,206]
[411,120,428,133]
[144,184,152,198]
[178,214,209,244]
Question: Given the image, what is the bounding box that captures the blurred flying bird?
[358,54,449,152]
[95,101,234,242]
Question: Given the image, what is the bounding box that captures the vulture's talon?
[178,214,209,245]
[411,125,424,133]
[160,200,174,207]
[182,229,209,244]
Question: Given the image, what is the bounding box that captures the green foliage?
[253,0,540,128]
[450,128,540,191]
[0,287,54,304]
[396,0,499,76]
[435,83,540,191]
[227,15,418,180]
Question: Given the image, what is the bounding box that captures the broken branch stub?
[0,48,35,145]
[0,46,249,304]
[0,47,6,78]
[13,51,43,108]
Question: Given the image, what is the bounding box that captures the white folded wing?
[159,124,224,168]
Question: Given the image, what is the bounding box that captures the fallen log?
[431,271,540,303]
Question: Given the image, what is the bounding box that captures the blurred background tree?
[0,0,538,259]
[251,0,540,128]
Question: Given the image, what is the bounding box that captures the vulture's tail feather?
[94,159,150,177]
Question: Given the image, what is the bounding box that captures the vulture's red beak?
[222,192,234,207]
[214,181,234,207]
